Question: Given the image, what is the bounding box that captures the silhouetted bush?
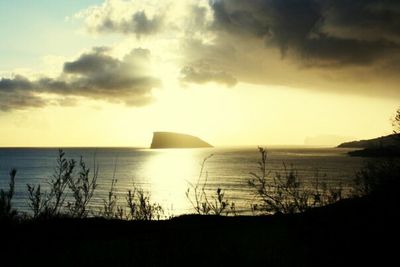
[186,155,236,215]
[352,158,400,197]
[26,149,75,218]
[126,187,164,220]
[27,184,43,218]
[100,177,120,219]
[99,175,164,220]
[66,157,98,218]
[0,169,17,219]
[392,106,400,136]
[27,149,97,219]
[248,147,343,215]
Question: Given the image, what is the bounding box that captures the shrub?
[27,149,98,219]
[66,157,98,218]
[186,154,235,215]
[248,147,343,215]
[100,179,164,220]
[0,169,17,219]
[27,184,44,218]
[100,177,120,219]
[126,187,164,220]
[352,158,400,197]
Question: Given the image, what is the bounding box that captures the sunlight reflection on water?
[143,149,204,214]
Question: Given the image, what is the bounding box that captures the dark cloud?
[0,48,160,111]
[93,10,163,36]
[0,76,46,111]
[181,65,237,87]
[174,0,400,97]
[322,0,400,42]
[210,0,272,37]
[0,75,45,111]
[209,0,400,66]
[0,75,33,91]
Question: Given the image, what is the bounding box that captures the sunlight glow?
[143,149,203,214]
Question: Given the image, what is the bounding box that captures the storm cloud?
[177,0,400,96]
[209,0,400,66]
[0,48,160,111]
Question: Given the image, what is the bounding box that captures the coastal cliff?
[150,132,213,149]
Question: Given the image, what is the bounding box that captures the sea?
[0,147,366,216]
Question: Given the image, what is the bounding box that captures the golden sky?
[1,0,399,147]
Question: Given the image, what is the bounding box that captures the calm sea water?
[0,147,364,215]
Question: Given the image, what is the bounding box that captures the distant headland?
[337,133,400,157]
[150,132,213,149]
[337,134,400,148]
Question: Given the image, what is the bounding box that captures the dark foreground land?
[2,193,399,267]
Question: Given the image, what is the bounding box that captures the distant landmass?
[337,133,400,157]
[337,134,400,148]
[150,132,213,149]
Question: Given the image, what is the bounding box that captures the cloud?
[73,0,400,97]
[180,65,237,87]
[91,10,163,36]
[4,0,400,109]
[177,0,400,97]
[209,0,400,66]
[0,47,160,111]
[0,75,46,111]
[79,0,166,36]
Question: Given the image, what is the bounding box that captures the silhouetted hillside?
[348,146,400,157]
[337,134,400,148]
[2,193,398,267]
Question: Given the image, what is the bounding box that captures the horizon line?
[0,144,339,149]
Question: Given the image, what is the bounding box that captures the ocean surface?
[0,147,365,216]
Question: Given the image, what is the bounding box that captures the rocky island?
[150,132,213,149]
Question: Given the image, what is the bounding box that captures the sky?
[0,0,399,147]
